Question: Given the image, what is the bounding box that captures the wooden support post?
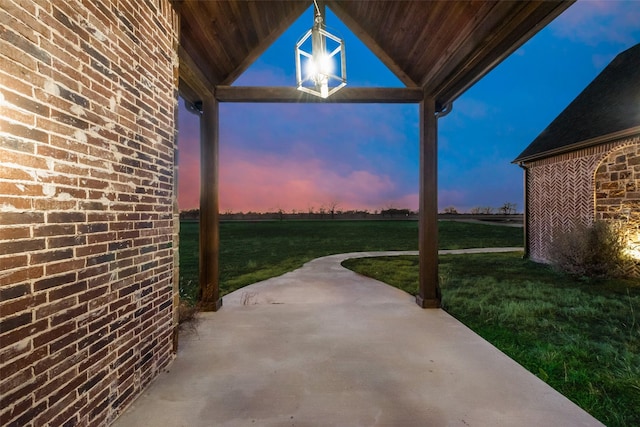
[417,96,441,308]
[199,94,222,311]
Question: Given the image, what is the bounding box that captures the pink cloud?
[218,146,398,212]
[178,102,424,213]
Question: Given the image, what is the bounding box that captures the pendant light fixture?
[295,0,346,98]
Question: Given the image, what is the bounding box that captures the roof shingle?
[514,43,640,163]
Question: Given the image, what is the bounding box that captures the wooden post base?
[199,298,223,312]
[415,295,440,309]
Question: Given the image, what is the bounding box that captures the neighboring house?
[514,43,640,277]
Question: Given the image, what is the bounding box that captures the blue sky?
[178,0,640,213]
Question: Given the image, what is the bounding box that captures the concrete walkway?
[114,248,603,427]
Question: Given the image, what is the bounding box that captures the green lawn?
[178,219,639,425]
[178,219,522,300]
[343,252,640,427]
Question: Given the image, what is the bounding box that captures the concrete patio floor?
[114,248,603,427]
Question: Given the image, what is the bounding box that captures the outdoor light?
[624,231,640,260]
[295,1,346,98]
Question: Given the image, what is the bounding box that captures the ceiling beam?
[178,45,216,103]
[326,1,418,88]
[214,86,424,103]
[220,2,312,85]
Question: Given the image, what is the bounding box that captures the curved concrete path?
[115,248,603,427]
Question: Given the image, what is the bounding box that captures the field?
[178,219,640,426]
[178,219,522,300]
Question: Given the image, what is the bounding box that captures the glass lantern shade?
[295,15,346,99]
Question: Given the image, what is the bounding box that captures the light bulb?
[320,82,328,98]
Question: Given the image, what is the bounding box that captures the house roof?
[172,1,572,107]
[514,43,640,163]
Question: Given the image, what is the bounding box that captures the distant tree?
[442,206,458,214]
[499,202,517,215]
[470,207,482,215]
[180,209,200,220]
[381,208,411,217]
[481,206,494,214]
[328,201,340,220]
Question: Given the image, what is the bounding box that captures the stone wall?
[0,0,180,425]
[525,136,639,275]
[594,141,640,276]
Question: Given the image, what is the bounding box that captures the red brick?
[49,396,88,427]
[1,1,51,41]
[33,223,76,237]
[46,258,85,276]
[0,344,47,380]
[47,211,86,223]
[1,0,180,423]
[50,302,87,327]
[47,330,84,361]
[36,143,79,164]
[1,324,43,362]
[33,366,75,402]
[79,345,114,376]
[2,87,50,116]
[74,241,109,257]
[0,238,45,256]
[33,344,77,376]
[49,395,88,427]
[0,266,44,287]
[0,311,32,334]
[48,133,89,156]
[0,196,33,210]
[0,211,45,225]
[33,321,75,349]
[0,282,30,301]
[5,399,48,427]
[35,296,75,320]
[0,163,34,182]
[0,366,33,396]
[0,117,49,143]
[31,248,74,264]
[33,271,76,291]
[49,234,86,249]
[0,395,33,427]
[0,293,46,318]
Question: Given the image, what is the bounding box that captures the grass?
[178,219,522,301]
[342,252,640,427]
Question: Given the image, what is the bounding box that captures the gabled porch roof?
[172,1,573,106]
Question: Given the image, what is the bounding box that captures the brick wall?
[0,0,180,425]
[525,136,639,272]
[595,141,640,276]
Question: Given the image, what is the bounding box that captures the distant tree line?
[179,207,417,221]
[179,202,520,220]
[442,202,518,215]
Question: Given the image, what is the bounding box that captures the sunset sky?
[177,0,640,213]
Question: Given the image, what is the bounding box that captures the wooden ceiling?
[173,0,572,107]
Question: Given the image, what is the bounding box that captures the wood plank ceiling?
[172,0,573,107]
